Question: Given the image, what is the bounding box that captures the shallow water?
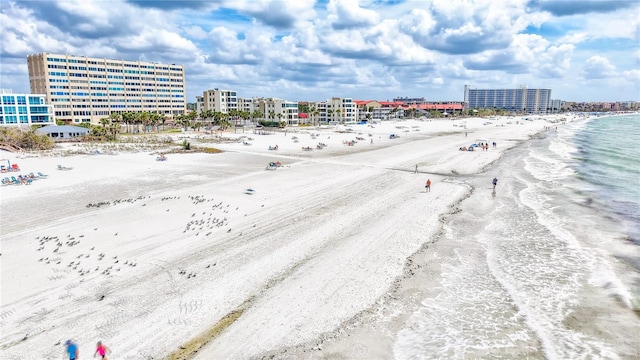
[394,117,640,359]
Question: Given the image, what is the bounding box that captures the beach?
[2,116,639,359]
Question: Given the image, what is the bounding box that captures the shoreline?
[278,116,640,359]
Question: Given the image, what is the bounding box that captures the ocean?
[393,114,640,359]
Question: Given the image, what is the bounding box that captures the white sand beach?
[5,115,631,360]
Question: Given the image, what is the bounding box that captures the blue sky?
[1,0,638,103]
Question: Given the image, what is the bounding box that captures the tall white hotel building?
[27,52,186,124]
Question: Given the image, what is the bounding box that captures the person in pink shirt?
[94,341,111,360]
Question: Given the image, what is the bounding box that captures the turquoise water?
[572,114,640,243]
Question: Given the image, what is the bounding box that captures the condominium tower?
[27,52,186,124]
[464,85,552,113]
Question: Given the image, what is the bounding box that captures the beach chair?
[10,176,21,185]
[244,188,255,195]
[57,165,73,170]
[1,177,13,185]
[37,172,49,178]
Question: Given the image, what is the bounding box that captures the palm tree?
[312,108,319,126]
[335,109,341,123]
[108,112,122,126]
[160,113,168,131]
[130,112,142,133]
[108,122,121,140]
[390,107,399,120]
[327,109,334,122]
[308,106,316,126]
[139,111,151,133]
[121,111,136,133]
[252,110,263,123]
[185,111,198,132]
[150,113,163,132]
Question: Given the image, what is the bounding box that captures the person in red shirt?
[425,179,431,192]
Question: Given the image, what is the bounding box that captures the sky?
[1,0,639,103]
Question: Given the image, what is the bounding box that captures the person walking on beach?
[415,164,418,174]
[425,179,431,192]
[65,340,79,360]
[492,177,498,190]
[94,341,111,359]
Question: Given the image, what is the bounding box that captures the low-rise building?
[35,125,89,140]
[0,89,56,127]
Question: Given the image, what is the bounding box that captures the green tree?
[121,112,135,133]
[252,110,263,122]
[139,111,151,133]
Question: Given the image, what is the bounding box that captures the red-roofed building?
[298,112,309,125]
[353,100,404,120]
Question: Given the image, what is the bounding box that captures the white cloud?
[183,26,208,40]
[536,43,575,78]
[228,0,316,28]
[556,32,588,44]
[327,0,380,30]
[0,0,638,102]
[583,55,616,79]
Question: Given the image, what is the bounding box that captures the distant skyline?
[1,0,639,103]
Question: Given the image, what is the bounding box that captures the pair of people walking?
[65,340,111,360]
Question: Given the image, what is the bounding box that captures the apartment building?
[197,90,298,125]
[393,97,428,105]
[256,98,299,126]
[0,89,56,127]
[354,100,404,121]
[26,52,186,124]
[464,85,551,114]
[201,89,238,113]
[316,97,358,123]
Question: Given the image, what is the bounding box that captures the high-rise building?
[464,85,551,113]
[0,89,56,127]
[27,52,186,124]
